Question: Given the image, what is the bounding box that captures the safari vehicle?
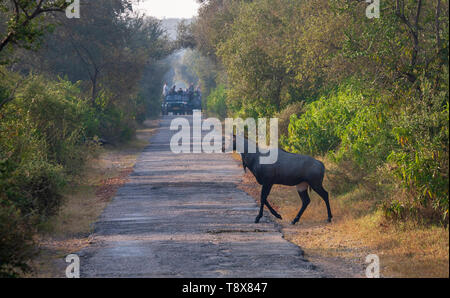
[162,93,189,115]
[162,92,202,115]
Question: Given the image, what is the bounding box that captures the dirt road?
[79,115,326,277]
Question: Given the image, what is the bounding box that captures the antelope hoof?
[274,213,283,220]
[291,219,299,225]
[327,218,332,223]
[255,216,261,223]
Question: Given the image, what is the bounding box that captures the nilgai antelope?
[223,135,332,225]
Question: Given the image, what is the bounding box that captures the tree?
[337,0,449,88]
[0,0,68,55]
[22,0,171,105]
[191,0,241,61]
[176,20,196,49]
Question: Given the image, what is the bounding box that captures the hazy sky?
[133,0,200,19]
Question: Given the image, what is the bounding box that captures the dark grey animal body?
[226,136,333,225]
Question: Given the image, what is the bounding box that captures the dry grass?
[235,153,449,278]
[28,120,159,277]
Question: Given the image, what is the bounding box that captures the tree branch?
[0,0,67,53]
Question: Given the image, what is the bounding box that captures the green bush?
[95,105,135,144]
[16,76,93,175]
[206,85,228,119]
[15,160,66,220]
[282,85,364,156]
[0,200,36,278]
[0,72,93,276]
[334,102,395,170]
[282,84,395,170]
[386,68,449,222]
[92,89,136,144]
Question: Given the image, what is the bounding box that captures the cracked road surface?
[80,115,325,277]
